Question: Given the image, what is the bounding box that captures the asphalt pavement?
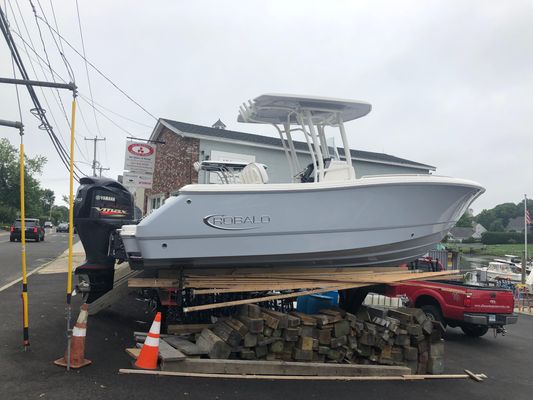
[1,259,533,399]
[0,228,76,289]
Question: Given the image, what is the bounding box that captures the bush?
[481,231,533,245]
[462,237,479,244]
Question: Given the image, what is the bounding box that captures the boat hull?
[122,175,484,270]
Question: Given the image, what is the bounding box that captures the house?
[448,227,475,242]
[140,118,436,213]
[505,217,525,232]
[472,223,487,239]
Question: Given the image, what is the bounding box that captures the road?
[0,228,75,289]
[0,264,532,400]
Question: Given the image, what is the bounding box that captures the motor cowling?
[74,177,138,303]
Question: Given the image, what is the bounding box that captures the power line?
[10,27,151,135]
[33,13,157,121]
[74,0,101,140]
[8,0,89,164]
[0,4,81,180]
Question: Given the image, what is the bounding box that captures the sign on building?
[123,141,157,189]
[123,172,154,189]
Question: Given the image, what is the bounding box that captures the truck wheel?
[420,304,446,327]
[461,325,489,337]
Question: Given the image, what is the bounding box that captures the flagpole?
[525,194,528,262]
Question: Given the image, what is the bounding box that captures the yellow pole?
[65,97,77,370]
[20,139,29,348]
[67,97,76,302]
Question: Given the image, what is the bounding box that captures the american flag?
[527,209,532,225]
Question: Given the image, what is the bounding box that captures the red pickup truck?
[385,280,518,337]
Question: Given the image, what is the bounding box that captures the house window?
[148,194,165,213]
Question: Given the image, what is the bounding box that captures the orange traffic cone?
[54,303,92,369]
[134,312,161,370]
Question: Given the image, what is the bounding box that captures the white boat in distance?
[120,94,485,270]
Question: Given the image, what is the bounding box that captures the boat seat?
[323,160,356,182]
[240,163,269,184]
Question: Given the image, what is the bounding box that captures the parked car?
[56,223,69,233]
[10,218,45,242]
[44,221,53,228]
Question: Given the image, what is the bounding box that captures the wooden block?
[290,312,317,326]
[164,336,207,356]
[240,349,256,360]
[318,346,330,355]
[357,344,372,357]
[406,324,423,337]
[261,312,280,330]
[326,348,344,362]
[347,335,357,350]
[266,353,277,361]
[387,309,414,325]
[330,335,347,349]
[262,309,289,329]
[429,341,445,357]
[417,340,429,354]
[391,347,403,363]
[160,358,412,376]
[263,326,273,337]
[300,325,319,338]
[293,348,313,361]
[287,315,301,328]
[422,319,433,335]
[257,336,278,346]
[225,318,248,337]
[125,347,141,360]
[240,304,262,318]
[312,338,319,351]
[159,339,187,362]
[196,329,231,359]
[403,346,418,361]
[238,315,264,333]
[283,341,295,352]
[394,334,410,347]
[297,336,314,351]
[255,345,268,359]
[319,308,345,318]
[166,324,213,335]
[269,340,284,354]
[283,328,300,342]
[272,329,282,338]
[318,328,331,345]
[213,321,243,347]
[428,356,444,374]
[244,333,257,348]
[334,320,350,338]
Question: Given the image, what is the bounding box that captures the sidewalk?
[37,241,86,275]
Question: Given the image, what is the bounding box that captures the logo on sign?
[128,143,154,157]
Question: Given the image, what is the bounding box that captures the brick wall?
[145,127,199,211]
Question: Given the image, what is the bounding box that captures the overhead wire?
[0,5,81,180]
[10,28,142,137]
[9,0,89,167]
[33,13,158,121]
[74,0,102,139]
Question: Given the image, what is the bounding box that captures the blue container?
[296,291,339,314]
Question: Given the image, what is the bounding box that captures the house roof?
[154,118,436,171]
[505,217,525,232]
[449,227,475,239]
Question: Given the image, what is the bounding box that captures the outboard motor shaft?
[74,177,137,303]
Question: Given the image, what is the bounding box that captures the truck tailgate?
[468,288,514,314]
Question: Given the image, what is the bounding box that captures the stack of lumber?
[159,304,446,374]
[128,268,458,312]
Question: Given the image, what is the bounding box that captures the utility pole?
[84,136,105,177]
[97,165,110,177]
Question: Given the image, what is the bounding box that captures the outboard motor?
[74,177,137,303]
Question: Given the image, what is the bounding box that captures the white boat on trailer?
[119,94,485,270]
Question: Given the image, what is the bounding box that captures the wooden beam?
[118,369,486,382]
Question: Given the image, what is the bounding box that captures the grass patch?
[447,243,533,257]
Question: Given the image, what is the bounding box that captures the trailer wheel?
[461,325,489,337]
[420,304,446,326]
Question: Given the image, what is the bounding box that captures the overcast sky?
[1,0,532,213]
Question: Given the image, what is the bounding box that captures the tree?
[456,213,474,228]
[41,189,55,217]
[0,138,51,223]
